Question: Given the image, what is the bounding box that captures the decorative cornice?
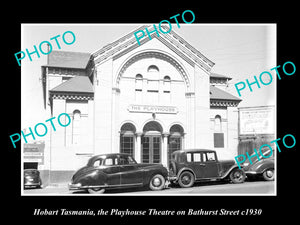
[92,25,214,74]
[210,99,240,107]
[50,93,94,101]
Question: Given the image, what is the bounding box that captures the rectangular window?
[135,89,142,102]
[147,90,159,103]
[214,133,224,148]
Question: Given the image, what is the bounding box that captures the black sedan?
[24,169,42,188]
[243,147,274,181]
[68,153,168,193]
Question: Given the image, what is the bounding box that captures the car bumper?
[24,181,41,187]
[68,182,83,190]
[68,183,108,191]
[168,175,178,182]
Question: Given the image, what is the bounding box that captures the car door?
[202,152,219,178]
[100,156,121,186]
[118,155,143,186]
[186,152,206,179]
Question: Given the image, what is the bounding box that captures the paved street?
[23,180,275,195]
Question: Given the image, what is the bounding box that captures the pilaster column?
[135,132,143,163]
[162,132,170,168]
[182,132,186,149]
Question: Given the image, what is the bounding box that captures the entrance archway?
[142,121,163,163]
[168,124,184,165]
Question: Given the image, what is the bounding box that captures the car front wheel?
[262,168,274,181]
[178,171,195,188]
[229,169,245,184]
[149,174,165,191]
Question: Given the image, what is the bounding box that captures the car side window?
[187,153,192,162]
[128,156,136,164]
[206,152,216,161]
[93,159,102,167]
[193,153,201,162]
[103,157,115,166]
[118,156,130,165]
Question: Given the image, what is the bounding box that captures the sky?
[21,23,276,128]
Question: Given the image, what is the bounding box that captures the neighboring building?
[238,105,275,156]
[32,25,242,183]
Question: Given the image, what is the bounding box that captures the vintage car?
[68,153,168,193]
[24,169,42,189]
[243,146,274,181]
[169,149,246,188]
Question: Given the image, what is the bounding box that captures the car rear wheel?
[262,168,274,181]
[178,171,195,188]
[149,174,165,191]
[229,169,245,183]
[87,188,105,194]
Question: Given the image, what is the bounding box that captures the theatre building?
[39,25,242,183]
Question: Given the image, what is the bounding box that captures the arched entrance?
[142,121,163,163]
[168,124,184,165]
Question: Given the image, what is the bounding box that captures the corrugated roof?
[210,85,241,101]
[50,76,93,93]
[46,51,91,69]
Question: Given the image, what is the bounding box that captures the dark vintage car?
[169,149,246,188]
[243,146,274,181]
[68,153,168,193]
[24,169,42,188]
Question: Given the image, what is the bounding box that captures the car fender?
[250,160,274,174]
[220,165,243,179]
[75,169,107,187]
[177,167,196,179]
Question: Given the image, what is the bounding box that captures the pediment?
[92,25,215,74]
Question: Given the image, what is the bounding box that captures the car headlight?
[73,183,82,187]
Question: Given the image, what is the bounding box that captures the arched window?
[214,115,222,132]
[135,74,143,80]
[163,75,171,103]
[147,66,159,103]
[147,65,159,72]
[72,110,81,145]
[214,115,224,148]
[135,74,143,102]
[120,123,136,157]
[163,75,171,81]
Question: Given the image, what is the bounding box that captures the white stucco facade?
[34,25,242,183]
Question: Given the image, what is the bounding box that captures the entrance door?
[142,136,161,163]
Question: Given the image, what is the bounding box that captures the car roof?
[172,149,216,154]
[89,153,130,160]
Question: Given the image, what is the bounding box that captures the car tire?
[149,174,165,191]
[229,169,246,184]
[178,171,195,188]
[87,188,105,194]
[262,168,274,181]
